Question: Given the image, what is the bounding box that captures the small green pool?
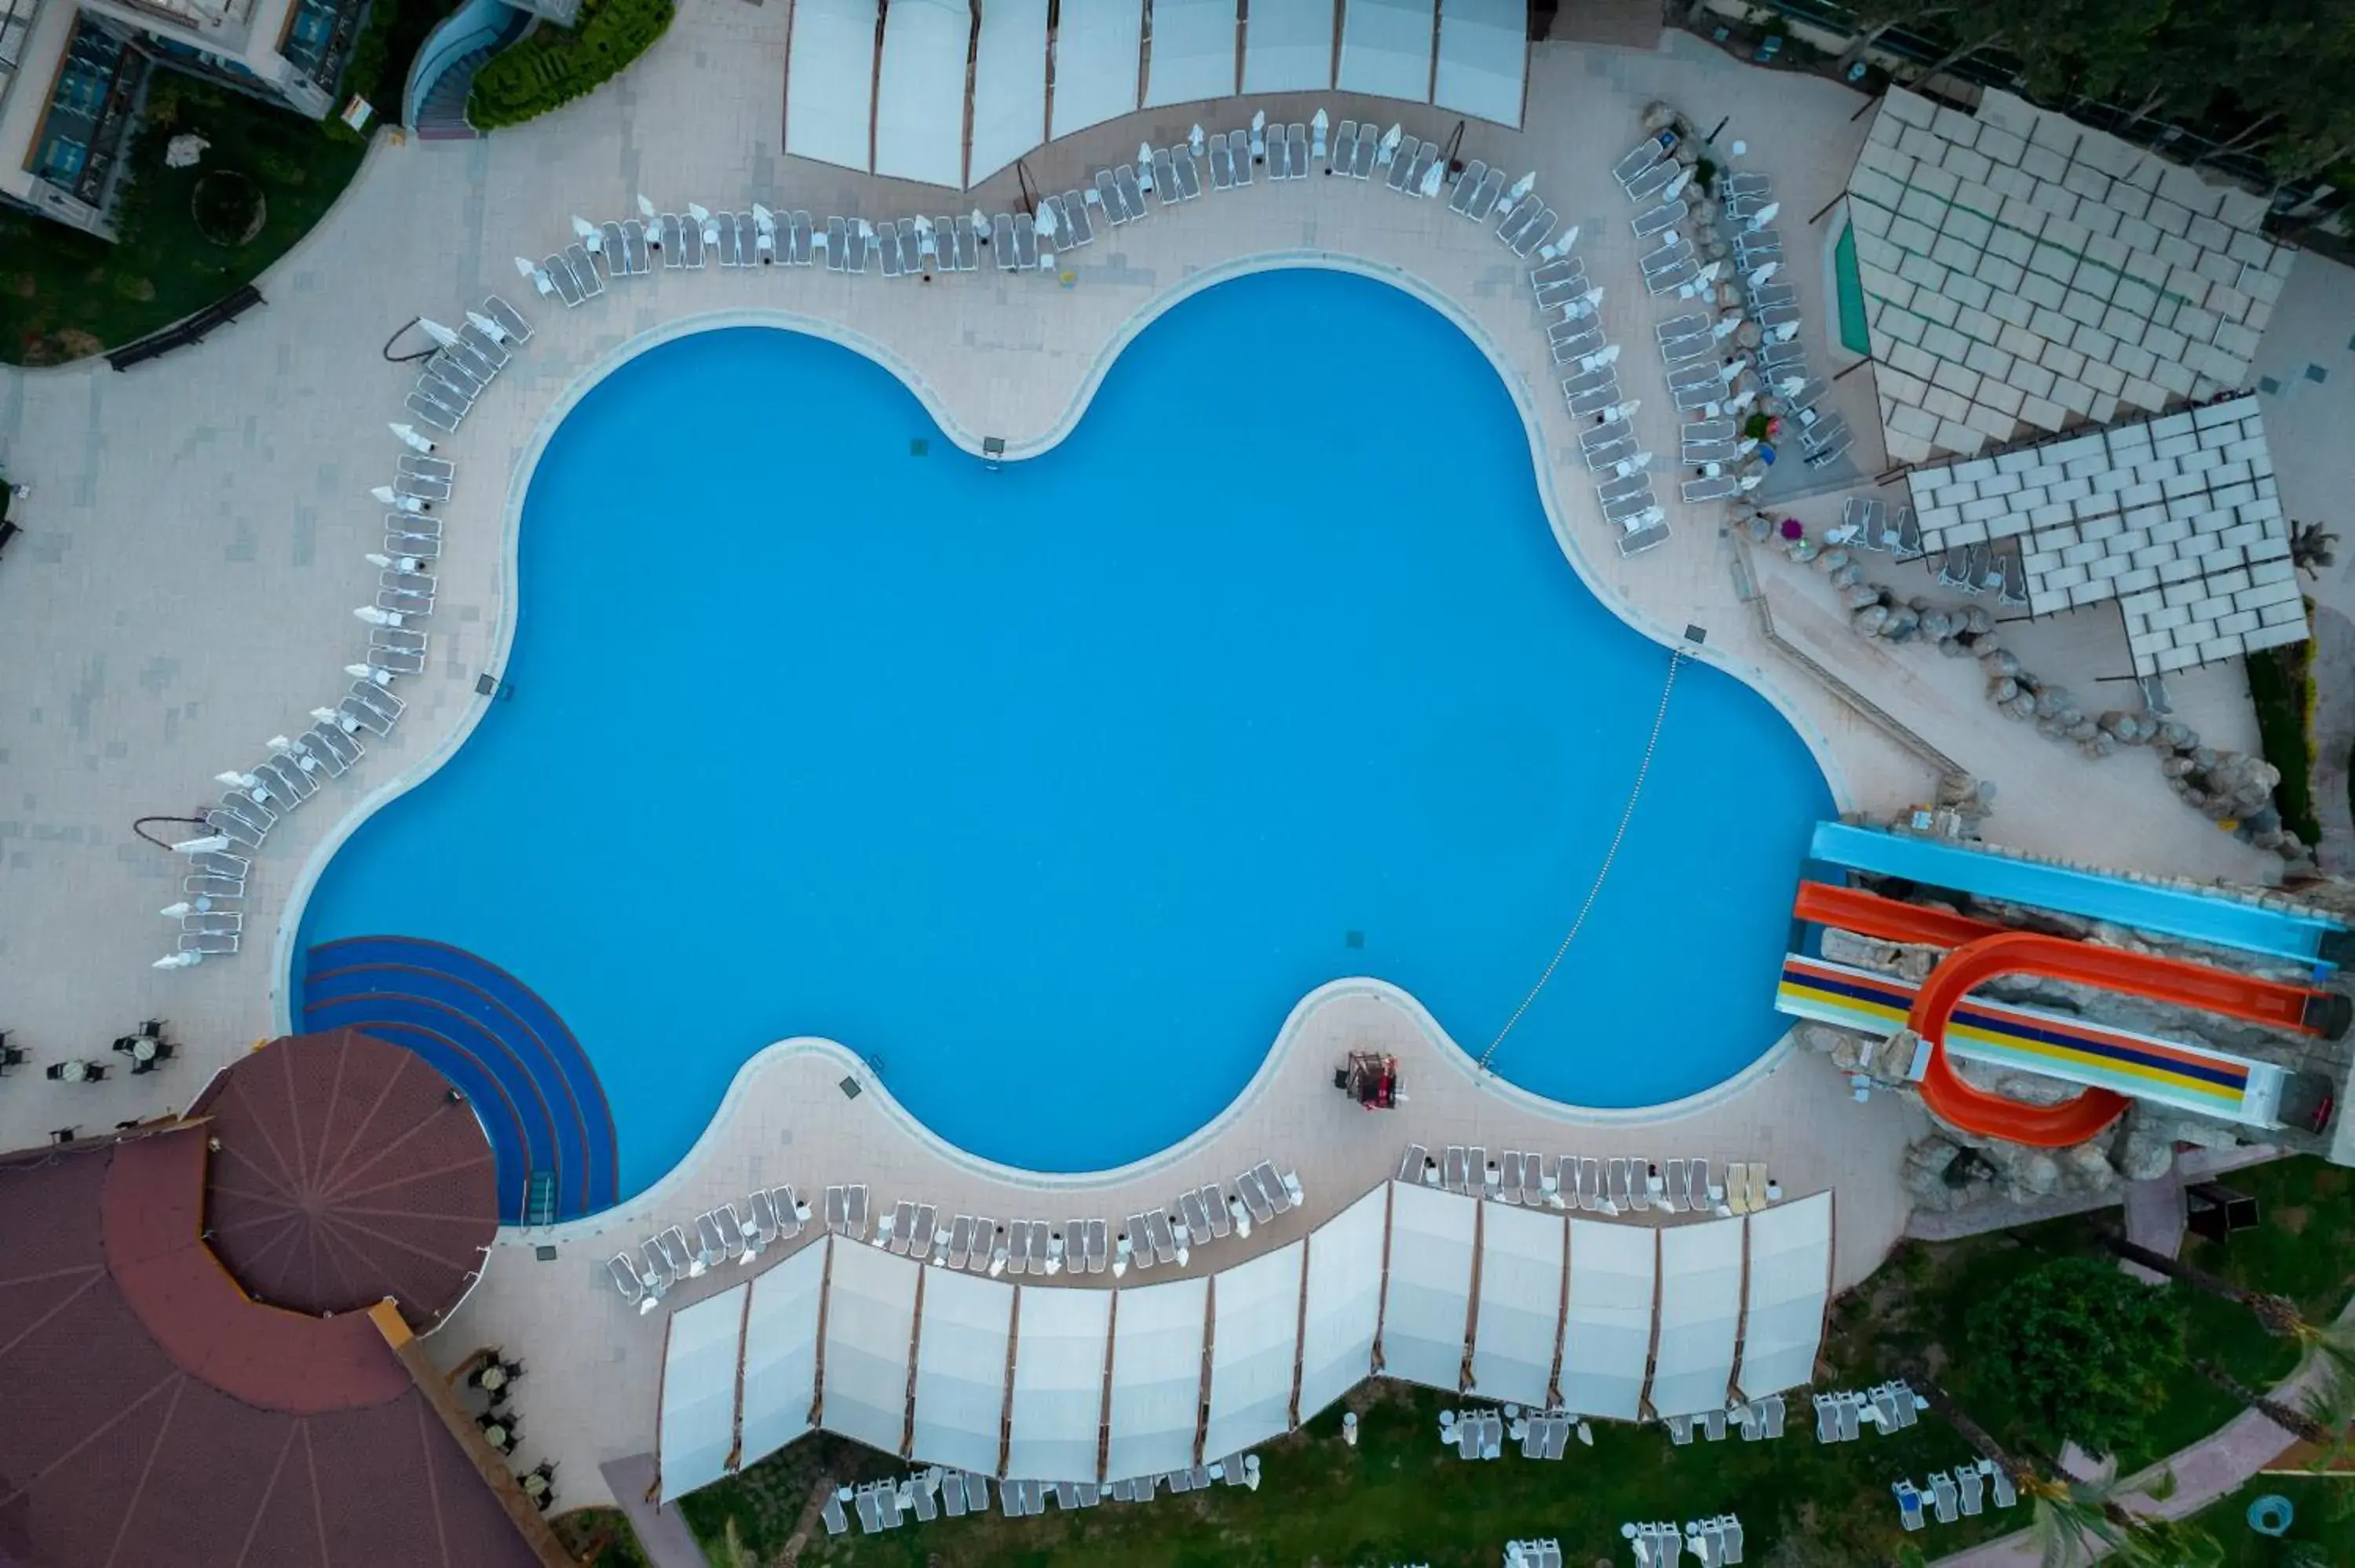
[1833,221,1872,356]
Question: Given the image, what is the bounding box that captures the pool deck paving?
[0,7,2314,1515]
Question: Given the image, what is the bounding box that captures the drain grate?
[2307,363,2330,384]
[1345,930,1365,950]
[910,437,929,456]
[838,1075,862,1099]
[2259,375,2283,396]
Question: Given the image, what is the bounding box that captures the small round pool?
[296,271,1833,1203]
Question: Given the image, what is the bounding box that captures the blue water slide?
[1810,821,2350,971]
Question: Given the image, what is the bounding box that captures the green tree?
[1969,1256,2185,1458]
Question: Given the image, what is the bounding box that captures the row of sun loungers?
[1623,1516,1743,1567]
[604,1185,813,1314]
[1505,1541,1565,1568]
[1665,1395,1787,1445]
[1412,1144,1758,1217]
[821,1454,1259,1537]
[1893,1458,2017,1530]
[1813,1380,1926,1443]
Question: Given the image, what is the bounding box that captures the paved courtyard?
[0,5,2327,1512]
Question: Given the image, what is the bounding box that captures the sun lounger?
[951,214,977,270]
[1145,1209,1179,1264]
[1762,1395,1784,1439]
[1115,164,1146,219]
[717,213,744,268]
[1550,327,1605,367]
[1681,472,1747,502]
[1641,235,1694,277]
[1612,135,1670,188]
[658,213,686,268]
[392,472,451,504]
[1837,1393,1863,1442]
[1331,118,1358,173]
[788,210,812,265]
[1608,1158,1633,1210]
[596,221,626,276]
[1632,199,1688,239]
[188,848,250,879]
[1218,129,1247,186]
[1443,1145,1468,1192]
[985,213,1014,272]
[1928,1471,1959,1524]
[1197,1184,1232,1237]
[1568,379,1622,418]
[1624,155,1678,202]
[1057,192,1092,248]
[254,757,314,802]
[1957,1463,1984,1515]
[1448,158,1487,214]
[1088,1216,1108,1272]
[1007,1219,1032,1274]
[1285,121,1307,176]
[482,294,532,344]
[1341,123,1369,179]
[606,1252,644,1306]
[305,722,362,770]
[1983,1457,2016,1508]
[1581,418,1635,454]
[1510,208,1556,258]
[1536,279,1596,315]
[1778,377,1829,417]
[823,216,847,270]
[1603,489,1657,525]
[1152,145,1181,206]
[743,212,763,265]
[1495,1151,1523,1204]
[874,221,899,276]
[542,253,584,306]
[1597,471,1651,506]
[1014,212,1040,268]
[1178,1187,1214,1245]
[1237,1169,1276,1223]
[1209,133,1234,188]
[567,243,604,297]
[1267,125,1293,181]
[178,931,239,954]
[1572,1157,1600,1209]
[1648,254,1702,295]
[181,910,242,935]
[1172,145,1202,199]
[1405,141,1437,194]
[1091,170,1124,227]
[1800,412,1850,457]
[1253,1160,1293,1213]
[1736,226,1782,257]
[1531,256,1587,294]
[619,218,648,274]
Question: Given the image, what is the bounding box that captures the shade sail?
[1144,0,1238,106]
[820,1241,918,1457]
[872,0,971,188]
[910,1267,1014,1476]
[1470,1202,1563,1407]
[1336,0,1433,102]
[784,0,878,172]
[1049,0,1144,140]
[1559,1219,1656,1420]
[1297,1184,1386,1421]
[1203,1239,1303,1459]
[1105,1278,1209,1480]
[1736,1191,1833,1398]
[738,1242,825,1470]
[968,0,1048,187]
[1240,0,1333,92]
[1380,1182,1476,1393]
[1006,1285,1111,1481]
[1649,1218,1744,1418]
[1432,0,1524,126]
[659,1285,746,1502]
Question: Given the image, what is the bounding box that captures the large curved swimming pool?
[296,271,1832,1203]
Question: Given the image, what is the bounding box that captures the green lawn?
[645,1159,2355,1566]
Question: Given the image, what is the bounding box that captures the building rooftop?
[1849,88,2291,465]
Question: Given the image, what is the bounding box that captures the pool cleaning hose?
[1478,648,1684,1073]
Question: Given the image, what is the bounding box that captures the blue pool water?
[297,271,1833,1199]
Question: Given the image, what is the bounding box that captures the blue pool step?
[301,936,617,1222]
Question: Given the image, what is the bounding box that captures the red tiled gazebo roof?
[188,1028,498,1324]
[0,1121,549,1568]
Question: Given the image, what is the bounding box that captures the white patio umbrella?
[1747,261,1780,288]
[1771,320,1799,343]
[1378,124,1404,165]
[214,771,258,790]
[1504,170,1535,203]
[1718,358,1747,383]
[1614,452,1653,476]
[389,422,436,453]
[969,206,989,242]
[854,218,874,246]
[1601,399,1641,421]
[1250,110,1267,162]
[1712,317,1740,340]
[154,951,203,970]
[571,215,601,251]
[514,257,553,296]
[1312,108,1329,138]
[636,193,655,219]
[644,211,665,247]
[687,201,711,225]
[1662,168,1691,201]
[703,210,724,244]
[1776,374,1806,396]
[365,552,395,568]
[1738,437,1760,454]
[1538,224,1581,261]
[1188,123,1206,157]
[160,902,193,919]
[1739,473,1765,490]
[1747,202,1780,230]
[171,834,232,855]
[1035,201,1057,241]
[1418,159,1445,199]
[1729,388,1758,413]
[1136,141,1155,189]
[1579,344,1621,372]
[266,735,297,755]
[465,311,508,346]
[345,665,394,686]
[417,318,460,349]
[1625,507,1665,533]
[355,605,403,627]
[311,707,347,727]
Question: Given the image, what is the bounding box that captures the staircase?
[404,0,533,140]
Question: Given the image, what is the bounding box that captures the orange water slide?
[1795,882,2341,1035]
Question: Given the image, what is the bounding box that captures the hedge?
[467,0,673,129]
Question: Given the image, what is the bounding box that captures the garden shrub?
[2247,629,2320,844]
[1966,1256,2184,1459]
[467,0,674,129]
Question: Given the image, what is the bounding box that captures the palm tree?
[2101,1231,2355,1392]
[1904,1367,2224,1567]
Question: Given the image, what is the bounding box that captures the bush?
[467,0,674,129]
[1967,1256,2185,1459]
[2247,632,2320,844]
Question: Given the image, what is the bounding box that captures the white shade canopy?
[1648,1217,1745,1418]
[1104,1277,1210,1480]
[1433,0,1526,126]
[1297,1184,1386,1422]
[968,0,1049,187]
[785,0,879,172]
[1470,1202,1565,1408]
[736,1242,825,1471]
[1006,1285,1112,1481]
[657,1285,747,1502]
[1203,1239,1303,1460]
[1242,0,1334,92]
[1736,1191,1834,1398]
[1050,0,1145,140]
[910,1267,1016,1475]
[820,1239,918,1456]
[1337,0,1435,102]
[1378,1183,1477,1393]
[1559,1219,1656,1420]
[1144,0,1240,106]
[872,0,973,187]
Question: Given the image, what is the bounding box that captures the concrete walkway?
[598,1454,710,1568]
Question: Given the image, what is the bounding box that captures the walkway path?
[599,1454,709,1568]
